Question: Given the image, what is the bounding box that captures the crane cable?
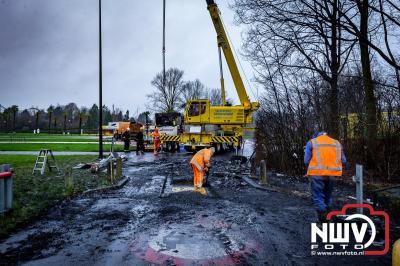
[220,14,258,101]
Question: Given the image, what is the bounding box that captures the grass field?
[0,138,100,142]
[0,143,125,152]
[0,133,112,143]
[0,154,123,237]
[0,133,129,152]
[0,133,99,137]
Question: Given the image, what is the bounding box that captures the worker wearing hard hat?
[190,147,215,194]
[304,131,346,223]
[152,127,161,154]
[135,127,145,155]
[122,128,131,152]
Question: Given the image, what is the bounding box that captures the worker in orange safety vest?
[304,131,346,223]
[152,127,161,154]
[190,147,215,193]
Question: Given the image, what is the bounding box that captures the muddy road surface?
[0,147,391,265]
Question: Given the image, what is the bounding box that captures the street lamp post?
[162,0,166,89]
[98,0,104,158]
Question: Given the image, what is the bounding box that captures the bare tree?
[147,68,184,112]
[377,0,400,89]
[232,0,356,137]
[331,0,400,71]
[181,79,205,104]
[204,88,226,106]
[231,0,400,176]
[322,0,400,166]
[358,0,377,167]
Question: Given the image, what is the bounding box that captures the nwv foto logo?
[310,204,389,256]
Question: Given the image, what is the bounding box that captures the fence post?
[116,158,122,178]
[64,167,74,195]
[250,159,256,178]
[260,160,268,185]
[107,160,113,182]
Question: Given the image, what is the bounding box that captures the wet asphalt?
[0,145,392,265]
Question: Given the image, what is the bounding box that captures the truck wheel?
[184,146,192,152]
[214,143,221,153]
[166,142,172,152]
[221,143,227,152]
[237,137,243,150]
[168,142,176,152]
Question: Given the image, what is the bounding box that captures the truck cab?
[185,100,210,124]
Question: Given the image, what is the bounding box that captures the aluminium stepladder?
[32,149,59,175]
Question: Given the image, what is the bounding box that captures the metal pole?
[98,0,103,158]
[218,46,226,105]
[145,112,149,135]
[355,164,363,214]
[162,0,166,89]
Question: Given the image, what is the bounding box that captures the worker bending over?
[190,147,215,193]
[122,128,131,152]
[152,127,161,154]
[304,131,346,223]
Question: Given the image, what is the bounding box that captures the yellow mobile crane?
[179,0,259,152]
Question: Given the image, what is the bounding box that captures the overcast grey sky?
[0,0,257,115]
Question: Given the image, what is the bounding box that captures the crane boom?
[160,0,259,152]
[206,0,254,110]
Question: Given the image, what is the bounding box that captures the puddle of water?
[126,166,152,173]
[130,217,260,265]
[171,185,193,193]
[123,175,166,196]
[148,227,229,260]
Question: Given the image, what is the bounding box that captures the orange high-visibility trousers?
[152,129,161,153]
[154,140,161,152]
[191,164,204,188]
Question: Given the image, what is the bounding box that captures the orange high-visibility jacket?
[307,135,343,176]
[190,148,212,171]
[152,130,160,142]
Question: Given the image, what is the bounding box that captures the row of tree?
[146,67,228,112]
[0,69,217,134]
[0,103,136,134]
[231,0,400,179]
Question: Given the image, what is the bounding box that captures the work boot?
[194,187,207,195]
